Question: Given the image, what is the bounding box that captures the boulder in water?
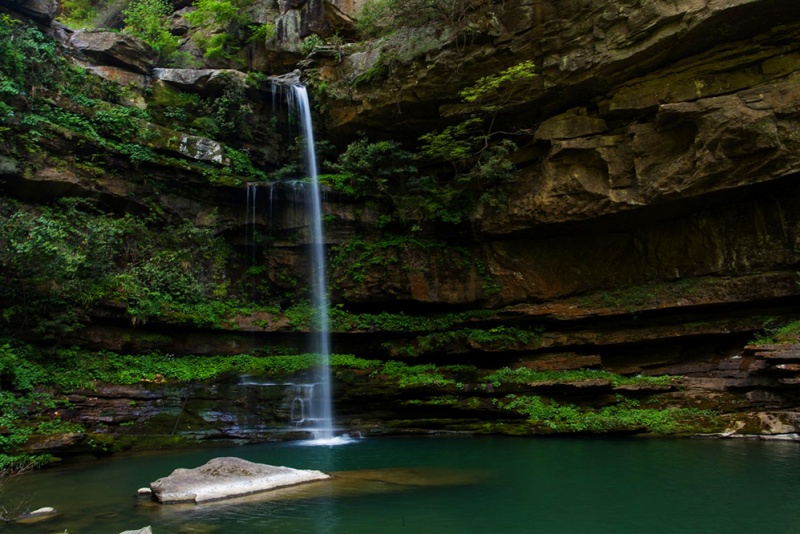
[14,507,59,524]
[150,457,330,503]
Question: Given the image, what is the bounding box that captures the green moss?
[352,58,390,88]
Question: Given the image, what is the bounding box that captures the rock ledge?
[150,457,330,504]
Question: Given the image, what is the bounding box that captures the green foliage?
[0,343,85,460]
[301,34,325,56]
[249,23,276,43]
[483,367,677,389]
[328,307,497,333]
[376,360,475,388]
[197,74,253,140]
[499,394,718,435]
[185,0,247,28]
[356,0,481,38]
[330,234,457,285]
[459,61,537,108]
[419,60,536,170]
[0,15,57,104]
[224,146,268,181]
[385,326,542,358]
[325,136,417,197]
[1,341,379,388]
[419,117,482,166]
[0,198,235,333]
[412,61,537,219]
[57,0,98,27]
[352,58,390,88]
[752,319,800,344]
[122,0,182,64]
[185,0,260,61]
[0,340,379,457]
[0,453,56,472]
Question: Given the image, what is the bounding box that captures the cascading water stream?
[291,85,334,441]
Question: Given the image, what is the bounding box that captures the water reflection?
[3,437,800,534]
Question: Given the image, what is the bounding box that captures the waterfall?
[291,85,334,441]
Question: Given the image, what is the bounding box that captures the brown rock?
[151,69,249,94]
[515,353,602,371]
[69,31,157,75]
[5,0,57,23]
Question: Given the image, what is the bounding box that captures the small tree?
[419,60,536,182]
[122,0,181,63]
[184,0,256,61]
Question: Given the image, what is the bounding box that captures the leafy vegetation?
[419,60,535,183]
[0,339,386,463]
[57,0,98,27]
[498,395,718,435]
[482,367,677,389]
[184,0,269,62]
[751,319,800,344]
[122,0,183,64]
[384,326,543,358]
[356,0,482,38]
[322,136,417,198]
[374,360,476,388]
[0,197,236,335]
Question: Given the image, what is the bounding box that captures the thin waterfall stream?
[291,85,335,442]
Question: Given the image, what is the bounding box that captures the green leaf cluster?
[483,367,677,389]
[751,319,800,345]
[375,360,476,388]
[0,198,234,334]
[122,0,182,63]
[324,136,417,197]
[500,395,718,435]
[356,0,481,38]
[184,0,262,61]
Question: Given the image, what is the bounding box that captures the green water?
[2,437,799,533]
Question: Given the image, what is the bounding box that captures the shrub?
[122,0,182,63]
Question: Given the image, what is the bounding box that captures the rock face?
[4,0,58,23]
[69,31,157,74]
[152,68,249,93]
[150,457,330,503]
[5,0,800,451]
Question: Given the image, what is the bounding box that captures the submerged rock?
[150,457,330,503]
[14,507,59,524]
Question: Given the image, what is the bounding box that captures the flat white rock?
[150,457,330,504]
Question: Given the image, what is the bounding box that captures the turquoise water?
[3,437,799,533]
